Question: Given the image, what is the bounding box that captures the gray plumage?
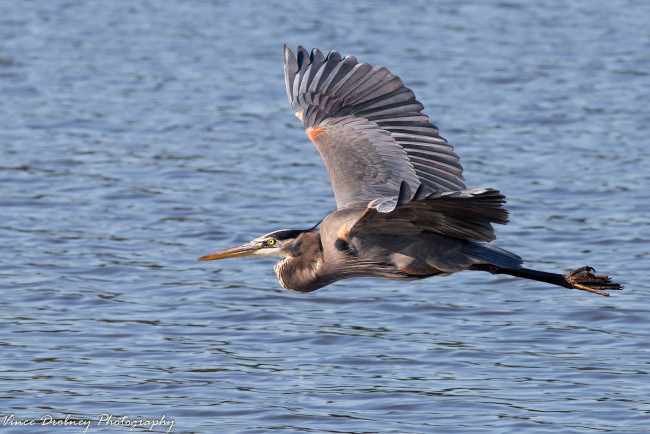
[198,46,621,297]
[284,45,465,209]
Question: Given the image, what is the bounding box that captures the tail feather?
[471,264,622,297]
[463,241,523,269]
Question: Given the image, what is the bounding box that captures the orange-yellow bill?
[197,241,262,261]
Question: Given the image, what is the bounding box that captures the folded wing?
[350,188,510,242]
[346,188,522,269]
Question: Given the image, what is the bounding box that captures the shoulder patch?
[306,126,325,142]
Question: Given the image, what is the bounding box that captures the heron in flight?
[199,45,621,297]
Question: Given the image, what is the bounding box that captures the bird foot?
[564,266,622,297]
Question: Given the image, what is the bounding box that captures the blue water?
[1,1,649,432]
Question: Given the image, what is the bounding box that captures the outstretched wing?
[284,45,465,212]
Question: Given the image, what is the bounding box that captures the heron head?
[197,229,309,261]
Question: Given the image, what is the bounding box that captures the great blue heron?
[199,45,621,297]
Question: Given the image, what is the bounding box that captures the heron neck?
[273,232,328,293]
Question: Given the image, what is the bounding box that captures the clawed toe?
[564,266,622,297]
[567,266,595,277]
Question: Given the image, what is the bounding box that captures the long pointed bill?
[197,241,262,261]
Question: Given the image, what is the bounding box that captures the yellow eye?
[266,238,276,246]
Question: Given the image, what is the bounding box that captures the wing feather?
[350,188,511,243]
[305,109,421,212]
[308,50,341,93]
[284,45,467,211]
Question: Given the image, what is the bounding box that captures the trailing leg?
[471,264,622,297]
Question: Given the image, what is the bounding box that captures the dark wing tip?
[296,46,310,68]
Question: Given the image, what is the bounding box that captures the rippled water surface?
[2,1,649,432]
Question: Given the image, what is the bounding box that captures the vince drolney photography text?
[2,413,175,432]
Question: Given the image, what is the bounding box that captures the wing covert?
[305,112,421,212]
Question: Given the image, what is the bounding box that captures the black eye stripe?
[267,229,303,240]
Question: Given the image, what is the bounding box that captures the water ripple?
[1,1,649,433]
